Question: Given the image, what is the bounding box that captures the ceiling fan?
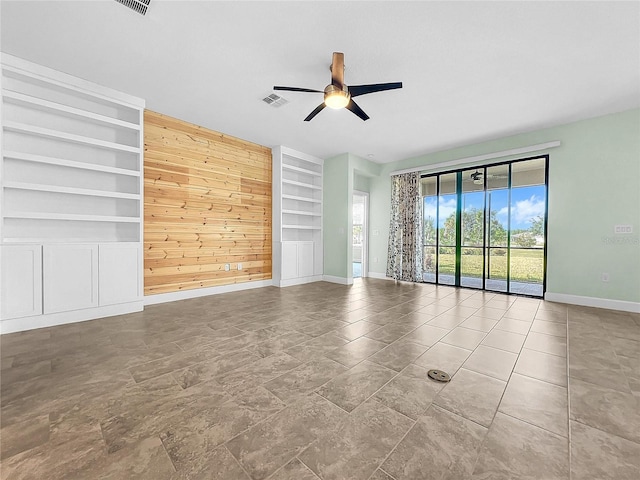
[467,170,508,185]
[273,52,402,122]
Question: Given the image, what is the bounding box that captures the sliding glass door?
[460,168,486,288]
[485,164,509,292]
[421,156,547,297]
[438,173,457,286]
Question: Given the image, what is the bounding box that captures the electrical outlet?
[238,263,242,270]
[224,264,230,272]
[614,225,633,234]
[374,257,378,263]
[601,272,609,282]
[373,229,379,236]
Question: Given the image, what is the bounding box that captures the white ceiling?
[1,1,639,163]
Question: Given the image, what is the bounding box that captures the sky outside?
[424,185,546,230]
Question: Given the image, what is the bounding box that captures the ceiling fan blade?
[349,82,403,97]
[273,86,322,93]
[345,99,370,121]
[304,103,326,122]
[331,52,345,88]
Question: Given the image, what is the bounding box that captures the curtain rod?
[389,141,561,176]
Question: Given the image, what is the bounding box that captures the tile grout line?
[497,410,568,440]
[468,300,543,477]
[569,417,640,447]
[378,467,400,480]
[566,308,573,480]
[223,444,254,480]
[292,457,323,480]
[363,415,419,480]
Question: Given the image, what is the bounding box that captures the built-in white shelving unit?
[272,146,323,287]
[0,54,145,333]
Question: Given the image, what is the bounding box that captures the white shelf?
[2,62,144,110]
[273,146,324,285]
[282,194,322,204]
[282,209,322,217]
[2,90,141,131]
[282,163,321,177]
[3,121,140,153]
[3,181,139,200]
[0,54,144,330]
[3,151,140,177]
[282,179,321,190]
[4,212,140,223]
[3,238,135,244]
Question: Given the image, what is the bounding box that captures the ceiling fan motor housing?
[324,84,350,109]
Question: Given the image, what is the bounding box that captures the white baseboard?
[0,301,144,335]
[367,272,393,281]
[322,275,353,285]
[144,280,273,306]
[275,275,323,287]
[544,292,640,313]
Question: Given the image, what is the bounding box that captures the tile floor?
[1,279,639,479]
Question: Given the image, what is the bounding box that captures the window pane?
[508,158,546,296]
[438,246,456,285]
[423,195,437,245]
[438,173,457,247]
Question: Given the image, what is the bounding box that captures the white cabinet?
[280,241,315,281]
[298,242,315,277]
[99,243,141,306]
[0,55,144,333]
[0,245,42,320]
[273,146,323,286]
[43,244,98,314]
[281,242,299,280]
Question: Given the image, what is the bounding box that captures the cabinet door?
[0,245,43,320]
[297,242,315,278]
[281,242,298,280]
[43,244,98,314]
[99,243,141,306]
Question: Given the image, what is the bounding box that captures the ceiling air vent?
[262,93,289,108]
[115,0,150,15]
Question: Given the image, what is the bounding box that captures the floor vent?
[427,369,451,382]
[262,93,289,107]
[115,0,150,15]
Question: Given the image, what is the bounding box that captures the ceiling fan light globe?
[324,84,350,109]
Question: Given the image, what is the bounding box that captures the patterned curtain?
[386,172,424,282]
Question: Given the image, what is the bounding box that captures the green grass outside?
[424,248,544,283]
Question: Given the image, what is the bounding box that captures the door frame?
[420,154,549,297]
[353,190,369,278]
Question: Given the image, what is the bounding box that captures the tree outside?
[423,208,545,282]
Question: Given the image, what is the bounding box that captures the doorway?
[421,156,548,296]
[352,192,368,278]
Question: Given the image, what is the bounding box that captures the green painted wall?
[353,173,370,192]
[324,108,640,303]
[323,154,350,278]
[323,153,381,279]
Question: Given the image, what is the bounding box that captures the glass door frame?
[421,154,549,297]
[352,191,369,278]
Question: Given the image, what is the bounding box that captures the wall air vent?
[262,93,289,108]
[115,0,150,15]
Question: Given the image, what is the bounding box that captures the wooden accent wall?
[143,110,272,295]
